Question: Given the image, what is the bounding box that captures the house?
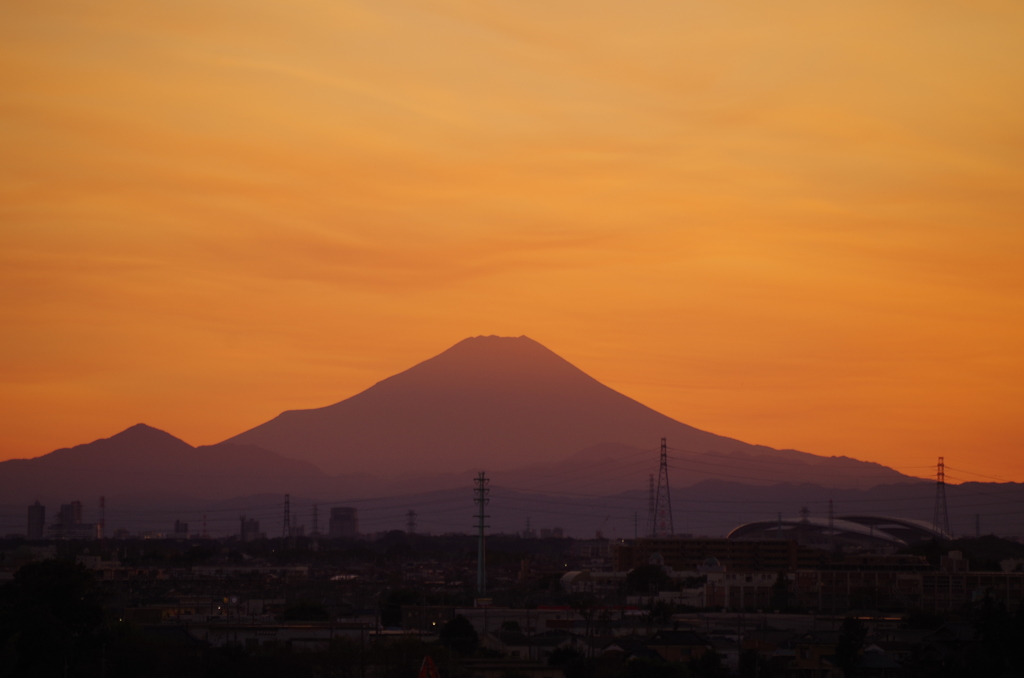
[646,630,713,663]
[482,630,532,659]
[791,630,842,677]
[858,646,905,677]
[601,636,662,664]
[710,636,740,673]
[529,630,582,662]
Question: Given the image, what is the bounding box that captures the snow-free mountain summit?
[225,335,908,485]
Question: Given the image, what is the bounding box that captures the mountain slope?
[496,442,914,494]
[225,335,912,487]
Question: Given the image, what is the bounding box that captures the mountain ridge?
[225,335,913,487]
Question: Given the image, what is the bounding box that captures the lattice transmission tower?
[653,438,674,536]
[932,457,951,538]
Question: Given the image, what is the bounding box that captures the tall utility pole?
[653,438,674,537]
[828,499,835,554]
[474,472,490,596]
[646,474,656,537]
[406,509,417,535]
[932,457,951,538]
[99,496,105,540]
[283,494,291,538]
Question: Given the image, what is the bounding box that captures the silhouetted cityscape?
[5,457,1024,678]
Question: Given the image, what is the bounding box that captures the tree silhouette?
[439,615,479,656]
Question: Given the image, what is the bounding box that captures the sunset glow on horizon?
[2,1,1022,482]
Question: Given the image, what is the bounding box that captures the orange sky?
[2,1,1022,482]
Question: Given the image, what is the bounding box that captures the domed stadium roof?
[838,515,951,543]
[726,514,949,549]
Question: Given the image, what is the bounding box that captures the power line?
[664,446,932,476]
[945,466,1020,483]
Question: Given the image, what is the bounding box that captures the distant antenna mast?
[202,514,208,538]
[407,509,417,535]
[653,438,674,536]
[283,494,290,538]
[932,457,951,538]
[312,505,319,536]
[647,474,656,537]
[474,472,490,595]
[99,496,105,540]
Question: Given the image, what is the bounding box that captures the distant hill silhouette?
[225,335,912,488]
[0,424,342,506]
